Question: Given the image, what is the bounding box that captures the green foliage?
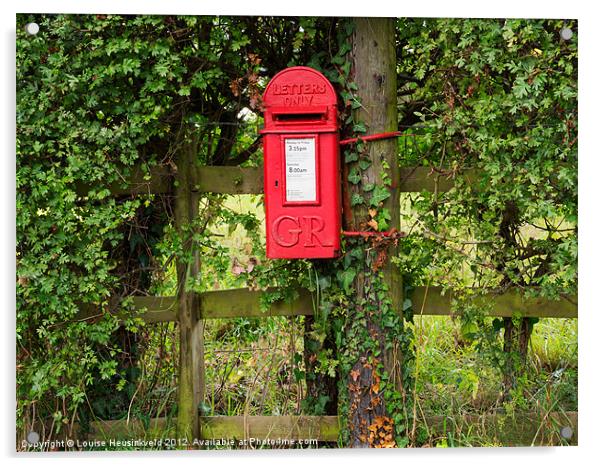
[396,19,577,401]
[17,13,271,436]
[397,18,577,295]
[16,14,577,449]
[16,14,180,434]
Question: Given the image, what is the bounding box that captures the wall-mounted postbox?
[261,66,341,259]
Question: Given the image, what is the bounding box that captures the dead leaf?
[231,258,245,276]
[229,78,243,97]
[247,52,262,66]
[371,381,380,394]
[246,257,258,273]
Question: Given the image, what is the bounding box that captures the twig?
[126,358,146,427]
[411,281,432,443]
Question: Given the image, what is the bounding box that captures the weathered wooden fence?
[80,411,578,447]
[76,164,578,447]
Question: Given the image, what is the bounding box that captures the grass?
[72,194,578,450]
[410,315,577,446]
[530,318,578,371]
[199,195,578,447]
[77,313,576,450]
[413,315,577,412]
[203,315,305,417]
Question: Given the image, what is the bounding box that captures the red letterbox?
[261,66,341,259]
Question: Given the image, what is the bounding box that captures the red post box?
[261,66,341,259]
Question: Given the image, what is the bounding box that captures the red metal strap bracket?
[339,131,402,146]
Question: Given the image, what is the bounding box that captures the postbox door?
[264,131,340,259]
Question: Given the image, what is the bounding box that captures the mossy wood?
[77,286,577,322]
[200,416,341,443]
[76,411,577,446]
[173,137,205,442]
[412,286,578,319]
[75,165,479,196]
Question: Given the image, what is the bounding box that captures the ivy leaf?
[376,208,391,231]
[353,122,367,133]
[340,61,351,77]
[351,193,365,206]
[345,151,359,163]
[338,268,357,293]
[369,185,390,207]
[363,182,375,192]
[359,159,371,171]
[348,168,361,185]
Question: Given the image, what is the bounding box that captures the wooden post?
[174,135,205,443]
[350,17,401,310]
[345,17,404,447]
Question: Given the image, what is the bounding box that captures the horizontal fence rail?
[75,411,577,447]
[411,286,577,319]
[77,287,577,323]
[75,165,481,197]
[201,416,340,443]
[199,411,578,446]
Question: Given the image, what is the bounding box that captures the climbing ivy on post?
[337,17,413,448]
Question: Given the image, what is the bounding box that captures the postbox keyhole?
[275,180,279,187]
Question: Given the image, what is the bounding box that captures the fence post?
[174,135,205,443]
[344,17,405,447]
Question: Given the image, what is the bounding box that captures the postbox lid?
[262,66,338,132]
[263,66,337,107]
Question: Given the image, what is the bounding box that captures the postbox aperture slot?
[270,106,328,125]
[282,135,320,205]
[274,113,324,123]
